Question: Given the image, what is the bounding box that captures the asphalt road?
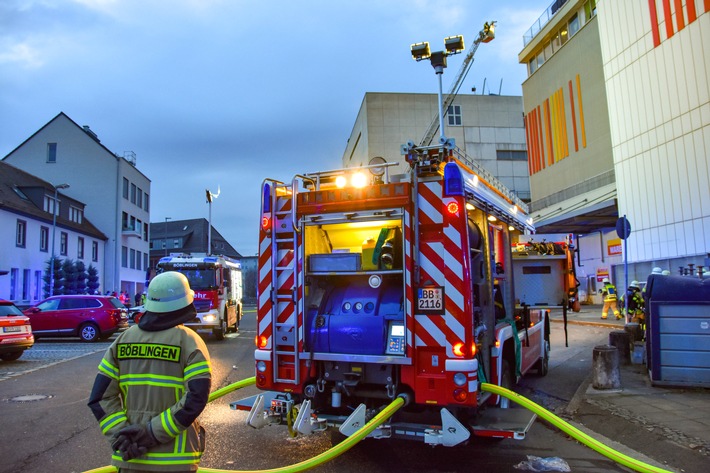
[0,310,662,473]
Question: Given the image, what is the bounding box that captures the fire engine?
[236,141,551,446]
[156,254,243,340]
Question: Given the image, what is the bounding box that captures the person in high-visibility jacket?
[620,280,645,322]
[599,277,621,320]
[88,271,211,472]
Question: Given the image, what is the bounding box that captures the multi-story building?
[518,0,709,298]
[0,161,107,304]
[2,112,151,298]
[342,92,531,202]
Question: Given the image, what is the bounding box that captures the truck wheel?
[535,340,550,376]
[213,320,226,341]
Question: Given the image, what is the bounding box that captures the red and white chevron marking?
[414,180,468,358]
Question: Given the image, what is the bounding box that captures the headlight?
[453,372,467,386]
[203,314,216,322]
[256,361,267,373]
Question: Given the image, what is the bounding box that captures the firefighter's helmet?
[602,278,610,284]
[651,267,663,275]
[145,271,194,313]
[141,271,197,329]
[630,280,640,289]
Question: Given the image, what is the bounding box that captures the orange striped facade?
[648,0,708,47]
[524,74,586,176]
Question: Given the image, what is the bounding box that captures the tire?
[535,340,550,377]
[1,351,24,361]
[499,360,515,409]
[213,319,226,341]
[79,323,99,342]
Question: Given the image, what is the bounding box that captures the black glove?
[116,423,159,454]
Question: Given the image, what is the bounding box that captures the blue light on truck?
[443,162,464,196]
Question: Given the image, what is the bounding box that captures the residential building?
[148,218,242,270]
[342,92,531,202]
[2,112,151,298]
[518,0,709,300]
[0,161,107,305]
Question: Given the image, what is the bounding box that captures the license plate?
[3,326,22,333]
[417,286,444,314]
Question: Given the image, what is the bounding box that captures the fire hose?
[84,378,673,473]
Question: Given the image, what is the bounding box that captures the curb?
[550,318,622,330]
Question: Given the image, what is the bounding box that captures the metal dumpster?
[646,275,710,387]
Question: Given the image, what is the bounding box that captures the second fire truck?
[236,141,551,446]
[156,254,243,340]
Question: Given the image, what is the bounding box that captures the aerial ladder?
[413,21,529,213]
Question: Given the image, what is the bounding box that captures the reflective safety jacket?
[602,282,617,302]
[88,324,211,472]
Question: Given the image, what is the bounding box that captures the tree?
[87,264,100,294]
[61,259,77,295]
[75,260,87,294]
[43,258,63,298]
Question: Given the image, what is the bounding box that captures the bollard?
[592,345,621,390]
[609,330,631,364]
[624,322,642,342]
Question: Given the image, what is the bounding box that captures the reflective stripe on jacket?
[90,324,211,472]
[602,283,617,301]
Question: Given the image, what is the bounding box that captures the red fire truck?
[156,254,243,340]
[238,145,550,446]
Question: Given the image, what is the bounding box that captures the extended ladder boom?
[420,22,495,147]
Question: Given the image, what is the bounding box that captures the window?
[560,24,569,45]
[137,188,143,209]
[447,105,462,126]
[130,183,137,204]
[44,195,58,214]
[34,271,42,300]
[122,246,128,267]
[544,41,552,61]
[144,193,150,211]
[47,143,57,163]
[130,216,136,232]
[69,206,83,224]
[584,0,597,21]
[40,226,49,252]
[569,13,580,36]
[123,177,129,199]
[60,232,68,256]
[16,219,27,247]
[529,58,537,75]
[496,150,528,161]
[136,251,142,271]
[143,222,149,241]
[92,241,99,262]
[144,254,149,272]
[22,269,30,300]
[78,237,85,259]
[130,249,136,269]
[173,239,180,248]
[122,211,129,230]
[10,268,18,300]
[536,51,545,68]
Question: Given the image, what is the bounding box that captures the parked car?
[23,295,129,342]
[0,299,35,361]
[127,304,145,324]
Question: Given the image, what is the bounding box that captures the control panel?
[386,321,405,355]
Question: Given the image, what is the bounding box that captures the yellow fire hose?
[84,378,674,473]
[481,383,673,473]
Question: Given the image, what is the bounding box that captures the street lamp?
[206,186,220,256]
[164,217,171,256]
[411,35,465,144]
[49,183,70,296]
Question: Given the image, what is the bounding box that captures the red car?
[0,299,35,361]
[24,295,129,342]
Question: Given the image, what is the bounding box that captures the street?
[0,309,659,473]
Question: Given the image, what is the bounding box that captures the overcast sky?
[1,0,550,256]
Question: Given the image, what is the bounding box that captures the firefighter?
[621,280,644,322]
[88,271,212,472]
[599,277,621,320]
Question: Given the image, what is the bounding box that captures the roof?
[150,218,242,259]
[2,112,151,183]
[0,161,107,240]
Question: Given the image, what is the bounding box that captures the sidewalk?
[549,303,710,463]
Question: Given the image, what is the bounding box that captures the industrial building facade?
[519,0,709,295]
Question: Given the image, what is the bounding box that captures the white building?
[2,112,152,297]
[0,161,107,304]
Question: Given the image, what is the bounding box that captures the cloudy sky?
[1,0,550,256]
